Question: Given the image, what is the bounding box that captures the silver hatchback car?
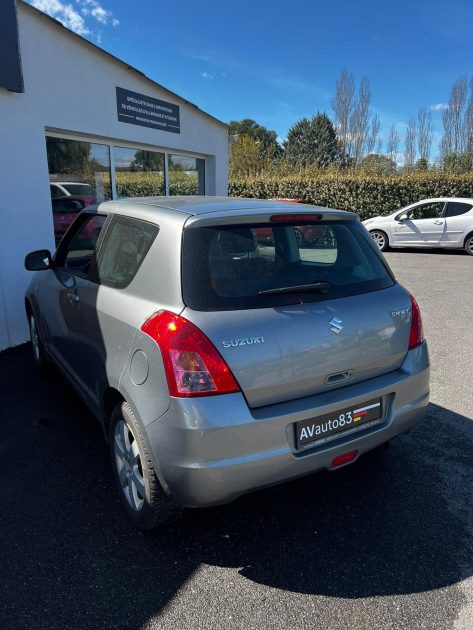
[25,197,429,529]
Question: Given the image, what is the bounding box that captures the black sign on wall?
[0,0,24,93]
[116,87,180,134]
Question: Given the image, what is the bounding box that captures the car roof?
[404,197,473,205]
[52,182,94,186]
[97,196,355,221]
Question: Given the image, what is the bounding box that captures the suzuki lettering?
[222,336,265,349]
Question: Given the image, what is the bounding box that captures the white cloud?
[31,0,90,35]
[29,0,118,38]
[79,0,119,26]
[200,72,214,80]
[430,103,449,111]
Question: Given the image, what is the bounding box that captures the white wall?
[0,2,228,349]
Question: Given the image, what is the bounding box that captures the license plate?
[295,398,383,449]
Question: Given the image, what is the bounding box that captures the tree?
[442,153,472,173]
[465,77,473,157]
[360,153,397,175]
[349,75,371,165]
[415,157,429,171]
[441,75,468,157]
[365,114,380,156]
[284,113,341,168]
[404,119,417,169]
[417,108,433,163]
[228,135,261,178]
[386,124,400,164]
[228,119,282,160]
[331,69,355,163]
[46,137,91,174]
[131,150,164,172]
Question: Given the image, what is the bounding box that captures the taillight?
[270,213,322,222]
[408,293,424,350]
[141,311,240,397]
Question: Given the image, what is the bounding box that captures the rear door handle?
[434,220,444,225]
[67,292,80,303]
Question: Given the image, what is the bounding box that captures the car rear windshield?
[63,184,95,196]
[182,220,395,311]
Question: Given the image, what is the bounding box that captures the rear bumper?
[146,343,429,508]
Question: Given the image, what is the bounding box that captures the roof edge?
[18,0,228,129]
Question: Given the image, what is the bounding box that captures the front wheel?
[464,234,473,256]
[109,402,181,530]
[370,230,389,252]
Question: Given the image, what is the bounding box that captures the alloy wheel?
[371,231,386,250]
[113,419,145,511]
[465,236,473,256]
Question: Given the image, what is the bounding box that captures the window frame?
[45,130,207,201]
[94,214,160,289]
[54,211,112,282]
[444,202,473,218]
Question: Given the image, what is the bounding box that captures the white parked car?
[363,198,473,255]
[49,182,96,200]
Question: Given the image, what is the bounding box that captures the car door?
[442,201,473,247]
[72,214,160,408]
[40,212,109,393]
[391,201,446,246]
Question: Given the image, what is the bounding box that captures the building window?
[168,154,205,195]
[46,135,207,244]
[46,137,111,244]
[114,147,165,198]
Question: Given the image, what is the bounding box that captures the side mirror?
[398,214,409,223]
[25,249,52,271]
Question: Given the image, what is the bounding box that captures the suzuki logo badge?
[329,317,343,334]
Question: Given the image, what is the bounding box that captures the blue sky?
[29,0,473,157]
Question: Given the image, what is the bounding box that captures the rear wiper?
[258,282,330,296]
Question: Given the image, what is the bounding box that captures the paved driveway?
[0,249,472,630]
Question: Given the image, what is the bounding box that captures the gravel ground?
[0,248,472,630]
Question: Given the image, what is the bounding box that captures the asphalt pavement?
[0,248,472,630]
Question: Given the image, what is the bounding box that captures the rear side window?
[60,214,107,278]
[445,202,472,217]
[96,216,159,288]
[182,220,394,311]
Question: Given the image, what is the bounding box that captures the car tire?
[28,311,48,370]
[370,230,389,252]
[109,402,181,530]
[464,233,473,256]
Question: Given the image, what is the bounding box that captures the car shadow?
[386,246,467,256]
[1,345,472,629]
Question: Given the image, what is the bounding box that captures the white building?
[0,0,229,350]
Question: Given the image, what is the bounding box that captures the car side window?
[58,215,107,279]
[445,202,473,217]
[408,202,445,220]
[96,216,159,289]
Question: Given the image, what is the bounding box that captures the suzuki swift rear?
[24,197,429,529]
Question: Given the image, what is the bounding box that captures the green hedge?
[228,172,473,220]
[114,172,198,197]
